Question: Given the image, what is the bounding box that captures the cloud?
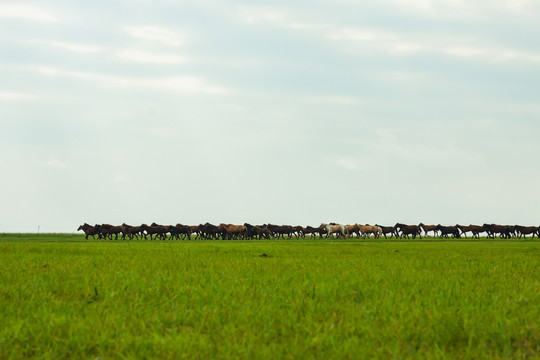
[43,158,68,168]
[337,158,358,171]
[0,4,58,22]
[123,26,188,46]
[112,172,129,184]
[237,5,328,30]
[307,95,364,105]
[20,65,231,94]
[381,0,535,19]
[0,92,36,101]
[236,4,540,64]
[115,50,189,64]
[237,6,288,24]
[442,45,540,62]
[328,28,396,42]
[34,41,102,53]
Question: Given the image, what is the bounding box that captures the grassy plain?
[0,234,538,359]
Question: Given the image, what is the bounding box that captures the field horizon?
[0,234,538,359]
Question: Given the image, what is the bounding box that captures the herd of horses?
[77,222,540,241]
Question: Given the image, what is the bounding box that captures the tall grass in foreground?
[0,236,538,359]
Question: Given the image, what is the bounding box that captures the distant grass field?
[0,234,538,359]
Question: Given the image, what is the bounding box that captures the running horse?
[357,224,382,239]
[394,223,422,239]
[344,224,360,238]
[419,223,438,237]
[77,223,100,239]
[320,223,346,238]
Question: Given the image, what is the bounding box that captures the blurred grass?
[0,235,538,359]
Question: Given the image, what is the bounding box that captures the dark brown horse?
[121,223,142,240]
[483,224,512,239]
[434,225,460,238]
[456,224,485,238]
[99,224,123,240]
[140,223,168,240]
[376,225,398,239]
[171,223,192,240]
[514,225,538,239]
[244,223,272,240]
[418,223,438,237]
[394,223,422,239]
[77,223,100,239]
[198,223,220,239]
[265,224,294,239]
[303,226,322,238]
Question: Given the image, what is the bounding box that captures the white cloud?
[389,42,425,54]
[115,50,189,64]
[0,92,36,101]
[443,45,540,62]
[238,6,288,24]
[337,158,358,171]
[41,41,101,53]
[328,28,395,42]
[236,4,540,64]
[381,0,538,19]
[123,26,188,46]
[22,65,231,94]
[307,95,364,105]
[237,5,329,31]
[443,46,485,57]
[0,4,58,22]
[44,159,68,168]
[112,172,129,184]
[369,128,484,165]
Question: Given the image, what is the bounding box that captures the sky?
[1,0,540,233]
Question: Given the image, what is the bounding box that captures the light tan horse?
[344,224,360,238]
[320,223,346,238]
[357,224,382,239]
[218,224,247,240]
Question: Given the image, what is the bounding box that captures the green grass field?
[0,234,538,359]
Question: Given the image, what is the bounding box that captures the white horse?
[320,223,346,238]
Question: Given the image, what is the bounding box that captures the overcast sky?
[1,0,540,233]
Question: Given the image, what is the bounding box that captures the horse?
[376,225,398,239]
[140,223,168,240]
[264,224,294,239]
[434,225,461,238]
[483,224,512,239]
[320,223,346,238]
[244,223,272,240]
[514,225,538,239]
[418,223,438,237]
[77,223,99,239]
[172,223,192,240]
[344,224,360,238]
[456,224,484,238]
[303,226,322,238]
[357,224,382,239]
[99,224,123,240]
[120,223,142,240]
[394,223,422,239]
[198,223,220,239]
[218,224,247,240]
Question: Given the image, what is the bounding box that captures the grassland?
[0,234,538,359]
